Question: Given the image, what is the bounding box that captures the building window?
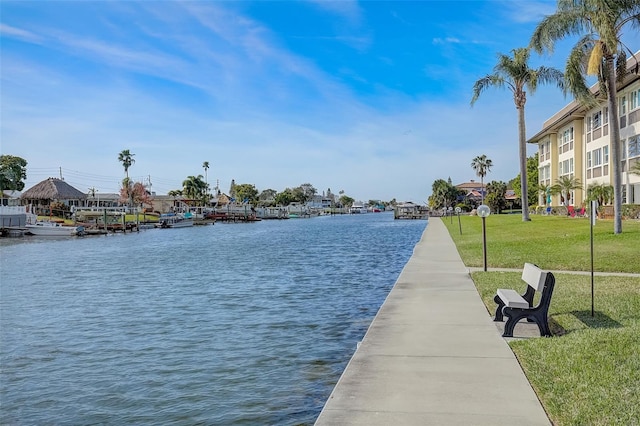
[559,127,574,153]
[631,90,639,111]
[559,158,574,177]
[620,96,627,115]
[629,135,640,158]
[592,111,602,129]
[604,107,609,125]
[587,151,592,168]
[593,148,602,166]
[603,145,609,164]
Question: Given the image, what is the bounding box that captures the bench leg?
[502,308,520,337]
[493,294,505,322]
[503,308,552,337]
[532,311,552,337]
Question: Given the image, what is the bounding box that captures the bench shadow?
[570,310,623,329]
[551,311,623,336]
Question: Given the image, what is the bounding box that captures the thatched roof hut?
[21,178,87,202]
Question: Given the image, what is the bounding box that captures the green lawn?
[440,214,640,425]
[442,213,640,273]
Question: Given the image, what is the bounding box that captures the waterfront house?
[456,180,486,206]
[20,178,87,215]
[1,190,22,206]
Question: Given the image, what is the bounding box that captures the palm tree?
[587,182,614,207]
[202,161,210,192]
[182,175,207,204]
[117,150,135,179]
[471,47,564,222]
[470,155,493,204]
[530,1,640,233]
[537,183,552,207]
[552,175,582,207]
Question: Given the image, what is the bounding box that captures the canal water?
[1,212,426,425]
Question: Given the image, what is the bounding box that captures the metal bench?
[493,263,556,337]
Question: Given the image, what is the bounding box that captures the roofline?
[527,52,640,144]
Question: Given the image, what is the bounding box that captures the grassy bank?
[440,214,640,425]
[441,213,640,273]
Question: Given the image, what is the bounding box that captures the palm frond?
[530,9,590,54]
[565,36,599,107]
[470,75,504,105]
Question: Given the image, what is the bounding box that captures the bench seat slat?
[497,289,529,309]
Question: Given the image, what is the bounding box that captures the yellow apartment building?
[528,59,640,210]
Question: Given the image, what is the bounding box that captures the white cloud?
[0,23,42,43]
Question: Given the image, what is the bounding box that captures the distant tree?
[182,175,207,204]
[258,189,278,206]
[275,188,296,206]
[120,180,152,208]
[486,180,508,213]
[202,161,210,193]
[472,47,564,221]
[631,162,640,175]
[117,149,135,178]
[511,153,539,207]
[233,183,259,205]
[339,195,355,207]
[470,154,493,203]
[428,179,461,210]
[0,155,28,194]
[299,183,317,200]
[167,189,183,197]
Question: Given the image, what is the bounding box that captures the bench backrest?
[521,263,547,292]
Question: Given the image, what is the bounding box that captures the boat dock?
[314,217,549,425]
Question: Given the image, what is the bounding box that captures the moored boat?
[26,221,85,236]
[157,213,194,228]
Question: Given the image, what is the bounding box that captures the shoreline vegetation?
[442,214,640,425]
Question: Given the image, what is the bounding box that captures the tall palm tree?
[117,150,135,179]
[202,161,210,192]
[530,0,640,234]
[471,47,564,222]
[470,155,493,204]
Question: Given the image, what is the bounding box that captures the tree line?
[428,152,640,215]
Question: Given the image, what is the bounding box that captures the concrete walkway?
[315,217,550,426]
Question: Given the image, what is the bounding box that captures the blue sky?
[2,1,637,203]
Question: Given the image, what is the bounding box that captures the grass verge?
[440,215,640,425]
[441,214,640,273]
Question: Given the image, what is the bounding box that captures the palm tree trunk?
[518,105,531,221]
[606,56,622,234]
